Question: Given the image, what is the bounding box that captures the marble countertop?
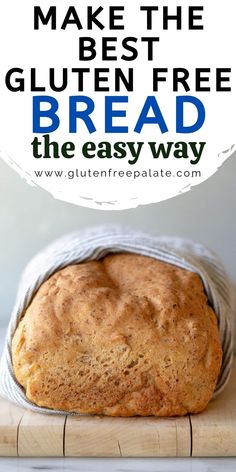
[0,457,236,472]
[0,326,235,472]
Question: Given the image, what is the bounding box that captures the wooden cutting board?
[0,359,236,457]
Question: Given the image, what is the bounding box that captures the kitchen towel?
[0,225,234,415]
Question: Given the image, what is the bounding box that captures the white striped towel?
[0,225,234,415]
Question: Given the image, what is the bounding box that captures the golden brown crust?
[12,253,222,416]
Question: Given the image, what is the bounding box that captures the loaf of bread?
[12,253,222,416]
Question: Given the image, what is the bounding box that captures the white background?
[0,0,235,208]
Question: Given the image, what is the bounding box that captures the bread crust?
[12,253,222,416]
